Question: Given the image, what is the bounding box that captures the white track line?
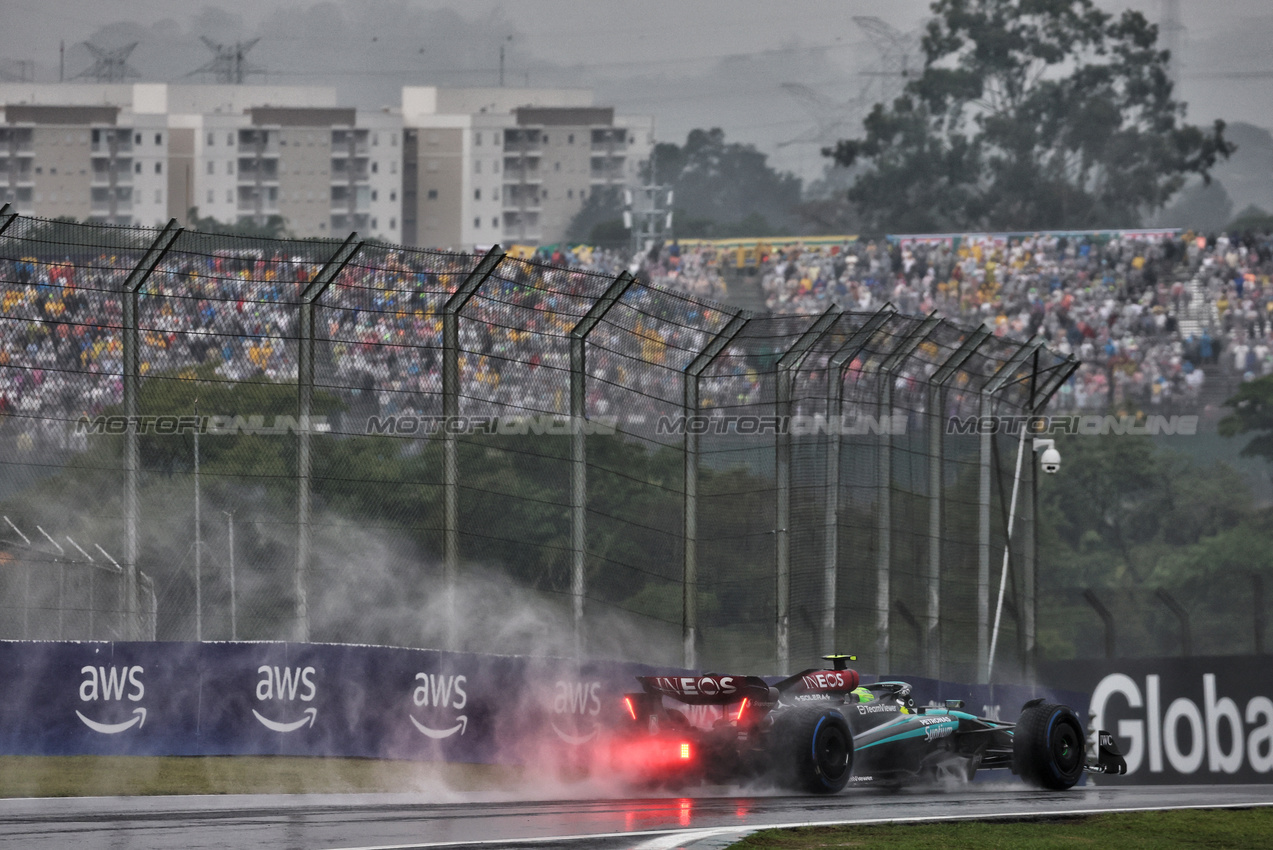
[324,800,1273,850]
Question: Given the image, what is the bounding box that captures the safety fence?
[0,209,1076,680]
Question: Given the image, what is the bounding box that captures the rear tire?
[773,705,853,794]
[1013,703,1085,790]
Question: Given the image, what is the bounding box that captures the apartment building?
[0,83,653,249]
[402,86,653,248]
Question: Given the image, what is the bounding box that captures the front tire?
[1013,703,1085,790]
[773,705,854,794]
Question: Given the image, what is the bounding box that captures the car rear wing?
[637,674,773,705]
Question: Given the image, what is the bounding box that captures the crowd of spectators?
[634,230,1273,413]
[5,225,1273,455]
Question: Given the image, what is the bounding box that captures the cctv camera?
[1039,446,1061,474]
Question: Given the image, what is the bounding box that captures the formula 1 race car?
[609,656,1126,793]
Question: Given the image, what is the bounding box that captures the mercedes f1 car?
[609,656,1126,793]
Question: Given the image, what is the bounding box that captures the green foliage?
[1219,374,1273,461]
[1229,205,1273,234]
[825,0,1234,232]
[564,185,628,249]
[655,129,804,237]
[186,207,292,239]
[1037,430,1272,657]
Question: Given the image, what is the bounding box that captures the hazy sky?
[3,0,1272,183]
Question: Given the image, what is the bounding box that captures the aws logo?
[410,672,468,738]
[253,665,317,732]
[550,680,601,744]
[77,665,146,734]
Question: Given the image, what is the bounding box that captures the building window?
[228,133,233,146]
[427,189,438,200]
[390,191,396,201]
[134,132,142,144]
[474,132,481,146]
[155,162,162,174]
[227,160,234,174]
[555,162,560,172]
[155,133,162,145]
[207,190,214,203]
[373,133,379,146]
[544,135,549,144]
[474,160,481,174]
[567,189,573,199]
[493,188,499,200]
[474,188,481,201]
[390,161,396,174]
[208,133,214,146]
[492,217,498,228]
[474,217,480,228]
[135,162,142,174]
[372,217,378,229]
[371,189,378,201]
[207,162,215,175]
[493,160,499,173]
[227,190,233,203]
[372,162,378,173]
[568,133,574,144]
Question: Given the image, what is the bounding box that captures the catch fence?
[0,208,1076,680]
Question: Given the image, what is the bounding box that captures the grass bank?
[731,807,1273,849]
[0,756,521,797]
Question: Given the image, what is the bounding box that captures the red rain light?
[734,697,749,722]
[623,696,638,721]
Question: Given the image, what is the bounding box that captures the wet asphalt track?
[1,782,1270,849]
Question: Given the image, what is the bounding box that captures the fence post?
[121,219,181,640]
[823,308,894,658]
[775,306,841,674]
[297,233,363,643]
[441,247,504,649]
[1156,588,1193,657]
[1022,356,1079,679]
[682,311,750,668]
[568,271,634,659]
[926,326,992,678]
[872,313,939,673]
[975,337,1042,681]
[1254,573,1266,654]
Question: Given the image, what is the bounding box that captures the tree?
[187,206,291,239]
[824,0,1234,232]
[564,185,628,249]
[1219,376,1273,465]
[651,129,804,238]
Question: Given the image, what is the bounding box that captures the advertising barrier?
[0,641,1093,772]
[1041,655,1273,784]
[0,641,673,763]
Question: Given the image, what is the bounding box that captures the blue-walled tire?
[773,705,853,794]
[1012,703,1085,790]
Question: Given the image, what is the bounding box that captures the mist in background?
[3,0,1271,190]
